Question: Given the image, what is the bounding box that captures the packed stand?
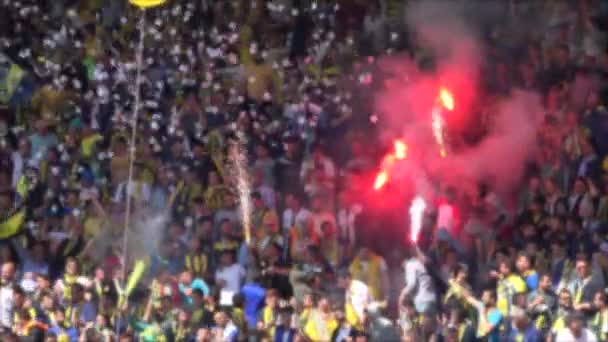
[0,0,608,341]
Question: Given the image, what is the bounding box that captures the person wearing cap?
[555,311,598,342]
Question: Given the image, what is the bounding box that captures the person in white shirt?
[398,248,437,314]
[215,251,246,295]
[281,193,311,232]
[310,195,337,237]
[338,269,373,328]
[212,310,239,342]
[0,262,16,330]
[112,164,151,205]
[252,168,275,210]
[555,312,598,342]
[11,138,31,188]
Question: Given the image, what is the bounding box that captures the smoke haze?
[374,0,543,200]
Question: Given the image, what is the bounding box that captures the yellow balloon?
[129,0,167,9]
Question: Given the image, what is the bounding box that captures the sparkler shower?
[231,131,253,245]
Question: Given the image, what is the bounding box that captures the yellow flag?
[118,259,147,306]
[126,259,147,296]
[0,210,25,240]
[129,0,167,9]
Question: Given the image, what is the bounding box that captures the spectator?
[0,0,606,340]
[555,312,598,342]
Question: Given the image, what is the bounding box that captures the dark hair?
[192,288,205,298]
[232,293,244,307]
[12,286,25,297]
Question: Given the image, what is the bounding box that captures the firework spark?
[231,131,252,244]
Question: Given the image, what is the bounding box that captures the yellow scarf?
[497,274,526,316]
[62,274,78,301]
[592,309,608,340]
[184,254,208,277]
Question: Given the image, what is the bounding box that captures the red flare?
[439,87,454,111]
[394,140,407,160]
[373,170,388,190]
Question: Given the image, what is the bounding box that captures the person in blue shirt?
[47,307,79,342]
[506,307,543,342]
[462,287,502,342]
[274,307,296,342]
[240,277,266,330]
[178,270,210,306]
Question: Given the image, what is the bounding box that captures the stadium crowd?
[0,0,608,341]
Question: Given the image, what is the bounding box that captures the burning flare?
[373,170,389,190]
[409,196,427,243]
[394,140,407,160]
[373,139,408,191]
[432,87,454,158]
[439,87,454,111]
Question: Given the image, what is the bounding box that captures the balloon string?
[119,8,146,313]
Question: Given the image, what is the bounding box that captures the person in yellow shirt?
[257,289,279,340]
[304,295,338,342]
[204,171,230,212]
[493,258,527,316]
[348,247,389,302]
[591,291,608,341]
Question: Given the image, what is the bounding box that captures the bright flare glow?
[394,140,407,160]
[432,107,446,158]
[373,170,388,191]
[432,87,454,157]
[373,140,409,191]
[409,196,427,243]
[439,88,454,111]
